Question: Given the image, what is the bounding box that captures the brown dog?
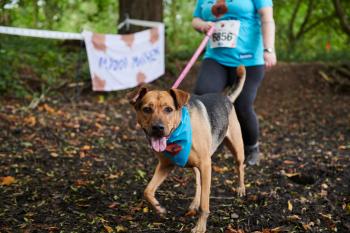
[128,66,246,233]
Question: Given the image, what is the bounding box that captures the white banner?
[83,23,165,91]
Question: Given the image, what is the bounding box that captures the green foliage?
[1,0,350,97]
[0,34,89,97]
[273,0,350,61]
[3,0,118,33]
[164,0,202,56]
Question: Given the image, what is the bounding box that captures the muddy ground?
[0,63,349,233]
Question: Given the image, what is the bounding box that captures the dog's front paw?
[236,186,246,197]
[191,224,206,233]
[155,205,167,216]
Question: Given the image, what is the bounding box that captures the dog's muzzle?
[144,124,175,153]
[151,123,165,138]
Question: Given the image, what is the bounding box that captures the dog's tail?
[228,65,246,103]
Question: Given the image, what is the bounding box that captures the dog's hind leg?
[224,111,246,197]
[144,162,174,216]
[186,167,201,216]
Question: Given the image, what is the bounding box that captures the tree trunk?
[0,0,12,25]
[118,0,163,34]
[287,0,334,52]
[332,0,350,37]
[33,0,38,28]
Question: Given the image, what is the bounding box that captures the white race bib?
[210,20,240,48]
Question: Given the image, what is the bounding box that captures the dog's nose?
[151,124,165,135]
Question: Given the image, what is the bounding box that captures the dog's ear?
[169,88,190,110]
[127,86,148,108]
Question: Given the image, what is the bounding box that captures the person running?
[192,0,277,165]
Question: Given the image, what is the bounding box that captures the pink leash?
[171,26,215,89]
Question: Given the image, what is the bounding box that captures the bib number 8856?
[212,32,233,42]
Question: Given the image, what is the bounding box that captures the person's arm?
[192,17,214,33]
[258,7,277,68]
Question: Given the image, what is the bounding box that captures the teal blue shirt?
[193,0,273,67]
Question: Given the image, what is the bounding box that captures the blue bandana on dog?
[163,107,192,167]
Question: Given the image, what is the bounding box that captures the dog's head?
[127,86,190,152]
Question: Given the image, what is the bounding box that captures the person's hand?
[264,51,277,69]
[199,21,215,34]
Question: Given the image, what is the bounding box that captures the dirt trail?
[0,63,349,232]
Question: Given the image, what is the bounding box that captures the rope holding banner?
[171,26,215,89]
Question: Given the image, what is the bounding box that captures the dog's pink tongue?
[151,137,167,152]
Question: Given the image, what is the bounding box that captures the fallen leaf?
[270,226,291,232]
[284,172,300,178]
[119,215,133,221]
[1,176,16,186]
[95,123,103,129]
[50,152,59,157]
[136,169,146,179]
[104,225,113,233]
[287,215,301,222]
[81,145,92,151]
[319,213,332,220]
[225,179,234,185]
[74,179,89,187]
[108,202,118,209]
[213,165,230,174]
[24,116,36,126]
[302,222,314,231]
[288,200,293,211]
[98,95,105,103]
[79,151,86,158]
[300,196,309,204]
[338,145,349,150]
[47,226,59,231]
[116,225,127,232]
[248,195,258,201]
[346,203,350,214]
[108,172,124,179]
[43,104,56,114]
[21,142,32,147]
[320,189,328,197]
[225,224,245,233]
[283,160,295,165]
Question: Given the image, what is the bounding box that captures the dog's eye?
[142,107,153,114]
[164,107,173,113]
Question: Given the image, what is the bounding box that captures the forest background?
[0,0,349,96]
